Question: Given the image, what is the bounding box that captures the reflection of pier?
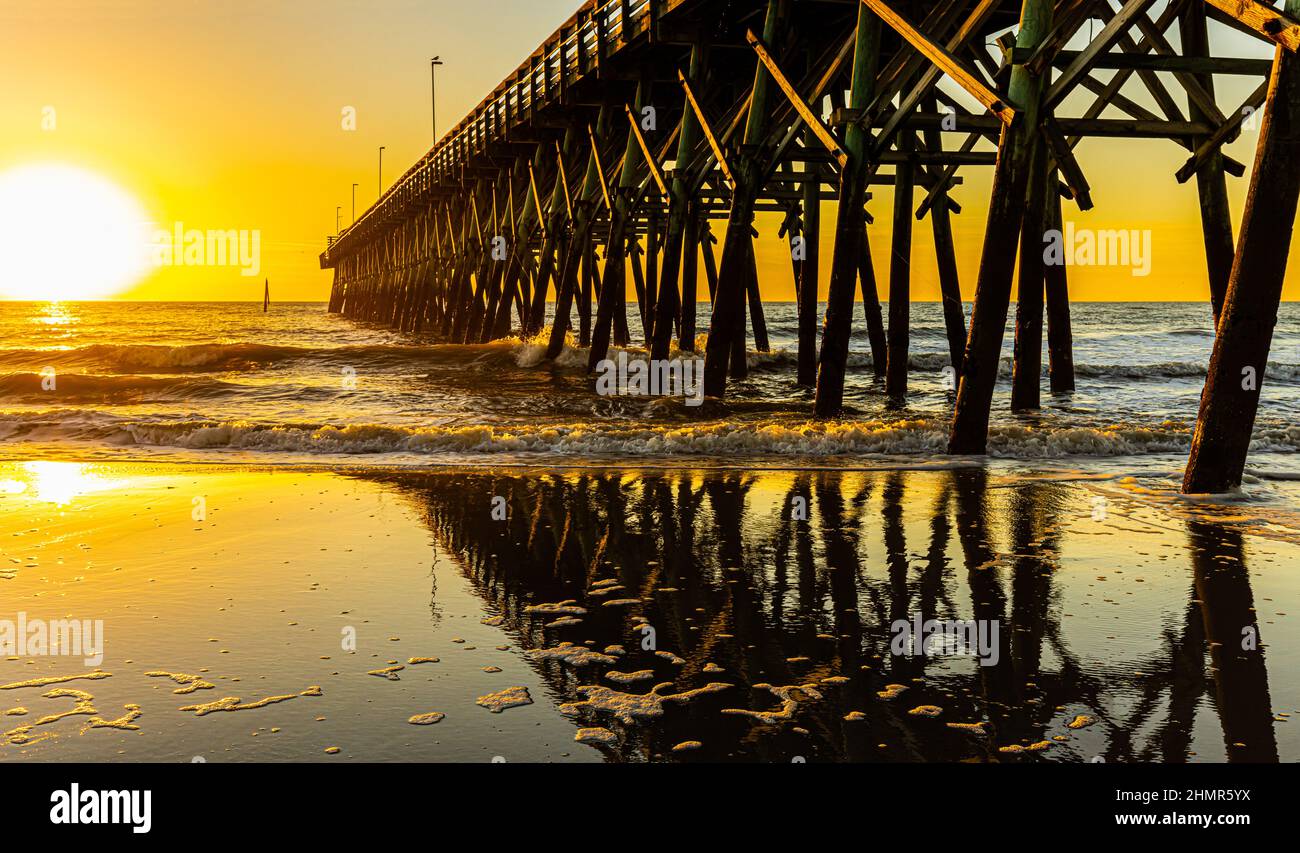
[363,468,1279,762]
[324,0,1300,493]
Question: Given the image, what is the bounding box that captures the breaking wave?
[3,411,1297,461]
[7,340,1297,384]
[0,372,245,403]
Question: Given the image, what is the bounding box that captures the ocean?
[2,299,1297,474]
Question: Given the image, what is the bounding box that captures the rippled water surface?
[1,300,1296,472]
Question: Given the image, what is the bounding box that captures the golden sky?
[0,0,1295,302]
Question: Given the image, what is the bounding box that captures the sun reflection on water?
[35,301,78,326]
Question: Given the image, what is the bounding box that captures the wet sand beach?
[2,459,1297,763]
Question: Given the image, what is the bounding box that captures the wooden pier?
[321,0,1300,493]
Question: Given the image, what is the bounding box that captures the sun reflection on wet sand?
[7,461,123,506]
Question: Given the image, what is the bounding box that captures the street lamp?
[352,183,358,224]
[336,206,342,235]
[431,56,444,141]
[379,146,386,196]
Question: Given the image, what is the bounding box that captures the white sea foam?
[0,415,1281,460]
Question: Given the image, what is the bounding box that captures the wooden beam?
[747,29,848,169]
[587,123,614,211]
[1025,0,1100,77]
[1204,0,1300,53]
[1016,47,1273,76]
[528,161,548,241]
[1041,117,1093,209]
[1045,0,1160,110]
[556,141,574,217]
[1176,79,1270,183]
[872,0,1002,156]
[679,70,737,189]
[625,103,670,199]
[860,0,1016,125]
[916,132,979,219]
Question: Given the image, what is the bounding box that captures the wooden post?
[857,231,888,379]
[798,156,821,387]
[745,235,770,353]
[546,107,610,360]
[1044,183,1075,392]
[588,82,646,372]
[1011,132,1049,411]
[679,204,701,351]
[1180,0,1235,325]
[814,2,881,416]
[730,243,750,378]
[886,122,915,403]
[579,243,595,346]
[645,207,661,345]
[925,98,965,373]
[1184,13,1300,494]
[701,219,719,304]
[948,0,1053,454]
[529,128,579,335]
[630,236,649,334]
[702,0,784,398]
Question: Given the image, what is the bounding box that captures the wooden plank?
[872,0,1002,156]
[528,161,548,241]
[916,132,979,220]
[1045,0,1160,110]
[1041,117,1093,209]
[860,0,1016,126]
[625,103,669,199]
[556,141,574,217]
[1019,48,1273,76]
[747,29,848,169]
[1025,0,1099,76]
[1205,0,1300,53]
[1176,79,1270,183]
[587,123,614,211]
[679,70,737,189]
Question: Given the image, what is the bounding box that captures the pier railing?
[325,0,674,264]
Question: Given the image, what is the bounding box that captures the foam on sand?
[476,686,533,713]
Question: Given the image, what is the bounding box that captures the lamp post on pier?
[431,56,444,141]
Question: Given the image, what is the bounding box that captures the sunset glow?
[0,163,151,301]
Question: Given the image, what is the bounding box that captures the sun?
[0,163,151,301]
